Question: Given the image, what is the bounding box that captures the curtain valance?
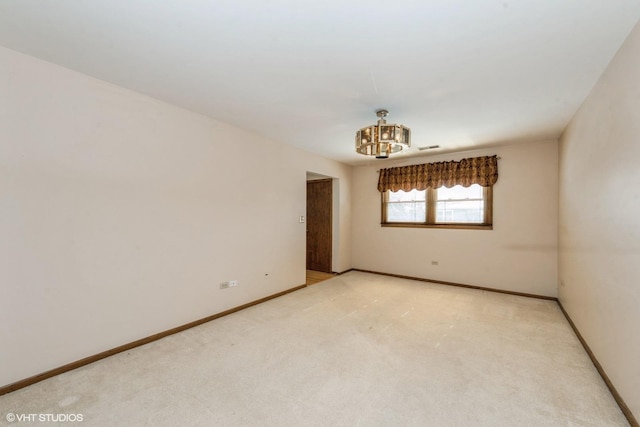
[377,155,498,192]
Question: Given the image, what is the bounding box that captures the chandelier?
[355,109,411,159]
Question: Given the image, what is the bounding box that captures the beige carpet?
[0,272,628,426]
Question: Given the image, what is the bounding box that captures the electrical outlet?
[229,280,238,287]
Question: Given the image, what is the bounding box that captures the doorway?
[306,177,332,273]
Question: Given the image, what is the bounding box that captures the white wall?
[559,21,640,419]
[0,46,351,387]
[352,140,558,297]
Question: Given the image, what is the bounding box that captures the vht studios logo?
[5,413,84,423]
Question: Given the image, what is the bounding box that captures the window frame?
[381,186,493,230]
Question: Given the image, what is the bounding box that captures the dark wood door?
[306,179,332,273]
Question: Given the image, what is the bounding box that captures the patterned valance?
[377,155,499,192]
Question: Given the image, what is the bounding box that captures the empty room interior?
[1,1,639,426]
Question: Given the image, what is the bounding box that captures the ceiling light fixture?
[355,109,411,159]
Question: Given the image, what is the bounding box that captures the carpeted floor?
[0,272,628,426]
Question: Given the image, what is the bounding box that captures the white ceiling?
[1,1,639,165]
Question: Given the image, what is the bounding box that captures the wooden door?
[306,179,332,273]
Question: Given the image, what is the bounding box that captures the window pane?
[437,184,483,200]
[436,200,483,223]
[387,189,426,202]
[435,185,484,223]
[387,202,426,222]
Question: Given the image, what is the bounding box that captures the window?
[385,189,426,222]
[377,155,498,229]
[382,184,492,229]
[435,184,485,223]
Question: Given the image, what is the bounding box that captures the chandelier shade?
[355,109,411,159]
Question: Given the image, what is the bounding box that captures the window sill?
[381,223,493,230]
